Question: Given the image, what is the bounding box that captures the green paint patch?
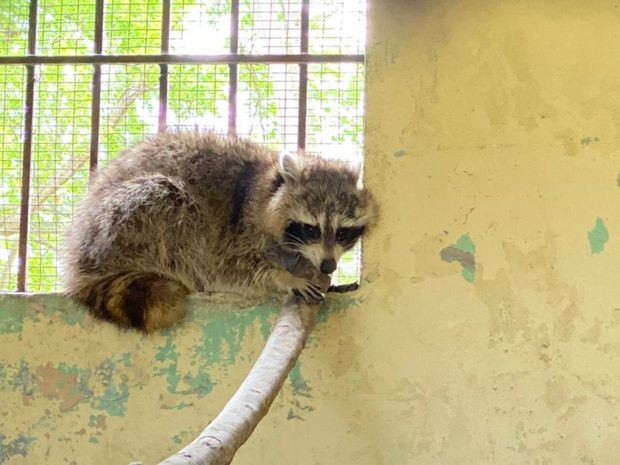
[154,298,351,401]
[10,361,37,398]
[155,336,178,362]
[286,398,315,421]
[258,311,274,340]
[194,305,276,366]
[154,336,213,397]
[288,360,311,397]
[455,234,476,254]
[393,149,407,158]
[88,414,106,430]
[286,361,314,421]
[152,298,356,401]
[580,136,599,146]
[120,353,132,367]
[286,409,304,421]
[172,430,192,444]
[39,294,87,325]
[0,434,35,462]
[3,359,131,416]
[0,298,27,334]
[0,292,358,431]
[174,401,194,410]
[154,336,181,394]
[440,233,476,282]
[184,370,213,397]
[162,363,181,394]
[588,217,609,254]
[91,359,129,417]
[316,296,358,325]
[461,267,475,282]
[93,379,129,417]
[0,294,87,333]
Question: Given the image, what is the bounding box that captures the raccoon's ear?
[278,152,302,184]
[349,162,363,190]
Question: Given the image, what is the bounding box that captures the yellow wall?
[2,1,620,464]
[362,0,619,463]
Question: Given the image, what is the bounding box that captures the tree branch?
[132,296,319,465]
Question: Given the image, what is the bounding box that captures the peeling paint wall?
[362,0,620,463]
[0,293,354,464]
[2,1,620,464]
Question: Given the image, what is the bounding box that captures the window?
[0,0,365,292]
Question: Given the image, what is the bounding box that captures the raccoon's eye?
[301,223,321,240]
[285,221,321,242]
[336,226,365,244]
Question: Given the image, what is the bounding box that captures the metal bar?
[0,53,365,65]
[161,0,170,53]
[301,0,309,53]
[158,64,168,131]
[158,0,171,132]
[89,0,105,175]
[297,64,307,149]
[90,66,102,173]
[93,0,104,54]
[228,0,240,136]
[16,0,38,291]
[297,0,310,150]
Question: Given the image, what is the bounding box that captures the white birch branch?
[134,296,319,465]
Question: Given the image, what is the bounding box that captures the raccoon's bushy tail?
[73,271,190,332]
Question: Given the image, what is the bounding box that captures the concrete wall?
[2,1,620,464]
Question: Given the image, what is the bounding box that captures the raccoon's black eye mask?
[285,221,321,243]
[336,226,365,245]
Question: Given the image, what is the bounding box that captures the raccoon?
[62,131,378,332]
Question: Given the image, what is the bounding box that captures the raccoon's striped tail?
[73,271,190,332]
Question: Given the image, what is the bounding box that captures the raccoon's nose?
[320,258,337,274]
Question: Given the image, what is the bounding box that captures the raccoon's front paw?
[290,271,331,304]
[292,280,324,304]
[273,270,330,305]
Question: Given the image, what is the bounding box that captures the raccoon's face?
[267,153,378,274]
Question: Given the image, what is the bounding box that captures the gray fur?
[62,130,378,331]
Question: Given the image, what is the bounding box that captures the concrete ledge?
[0,292,357,464]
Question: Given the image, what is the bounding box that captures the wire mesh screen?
[37,0,96,55]
[168,64,229,131]
[170,0,230,53]
[98,64,160,167]
[0,0,366,292]
[0,1,30,56]
[309,0,365,54]
[306,63,364,161]
[104,0,163,54]
[237,64,299,151]
[29,65,92,290]
[238,0,300,54]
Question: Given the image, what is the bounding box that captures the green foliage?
[105,0,162,54]
[0,0,365,291]
[0,0,29,56]
[36,0,95,55]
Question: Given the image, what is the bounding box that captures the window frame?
[0,0,365,292]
